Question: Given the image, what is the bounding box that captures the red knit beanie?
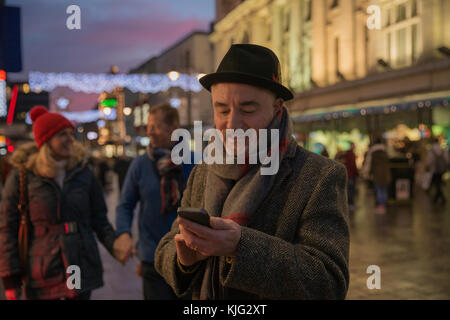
[30,106,75,148]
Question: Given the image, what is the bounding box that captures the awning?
[292,93,450,123]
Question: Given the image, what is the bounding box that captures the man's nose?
[227,109,243,130]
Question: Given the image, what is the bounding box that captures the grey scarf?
[200,106,295,299]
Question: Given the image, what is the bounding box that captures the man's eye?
[242,109,255,114]
[220,111,230,115]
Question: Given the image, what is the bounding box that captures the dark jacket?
[344,150,359,179]
[370,145,391,186]
[155,143,350,300]
[0,142,116,299]
[115,152,195,263]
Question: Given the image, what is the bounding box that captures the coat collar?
[9,141,88,179]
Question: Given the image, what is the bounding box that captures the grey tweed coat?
[154,143,350,300]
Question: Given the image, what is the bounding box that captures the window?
[385,7,391,27]
[330,0,339,9]
[384,0,421,68]
[386,33,391,63]
[411,0,417,17]
[284,10,290,32]
[305,0,312,21]
[396,28,407,65]
[396,3,407,22]
[411,24,418,62]
[335,37,340,75]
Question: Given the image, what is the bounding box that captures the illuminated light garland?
[60,109,117,123]
[293,97,450,123]
[29,72,203,94]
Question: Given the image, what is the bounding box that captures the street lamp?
[197,73,207,81]
[123,106,132,116]
[103,107,112,116]
[168,71,180,81]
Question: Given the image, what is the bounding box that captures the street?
[93,173,450,300]
[1,173,449,300]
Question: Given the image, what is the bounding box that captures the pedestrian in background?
[426,138,449,205]
[344,142,359,211]
[0,106,122,300]
[113,103,194,300]
[369,138,391,214]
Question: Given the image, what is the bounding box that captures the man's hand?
[113,233,134,265]
[175,232,209,267]
[5,287,22,300]
[175,216,241,266]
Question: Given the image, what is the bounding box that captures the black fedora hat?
[199,44,294,101]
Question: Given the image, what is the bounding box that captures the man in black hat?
[155,44,350,299]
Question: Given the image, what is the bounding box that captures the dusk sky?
[5,0,215,111]
[7,0,215,81]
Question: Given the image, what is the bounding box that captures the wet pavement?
[1,174,449,300]
[91,175,142,300]
[93,175,450,300]
[346,180,450,300]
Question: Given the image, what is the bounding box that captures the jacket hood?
[9,141,88,178]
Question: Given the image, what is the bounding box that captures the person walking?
[0,106,122,300]
[426,138,449,205]
[113,103,195,300]
[368,139,391,214]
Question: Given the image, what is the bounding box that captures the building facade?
[126,31,214,129]
[210,0,450,158]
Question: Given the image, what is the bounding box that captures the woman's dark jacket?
[0,142,117,299]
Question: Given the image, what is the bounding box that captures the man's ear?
[273,97,284,114]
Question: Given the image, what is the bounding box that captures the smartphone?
[177,207,210,227]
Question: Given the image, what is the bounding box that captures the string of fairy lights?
[28,71,204,94]
[293,96,450,123]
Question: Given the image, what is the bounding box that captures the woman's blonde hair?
[27,141,86,179]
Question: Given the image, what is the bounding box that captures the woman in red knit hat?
[0,106,123,300]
